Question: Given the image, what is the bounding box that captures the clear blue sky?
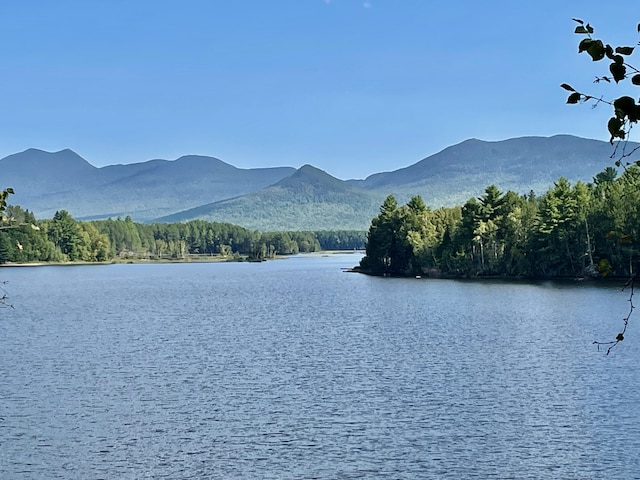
[0,1,635,179]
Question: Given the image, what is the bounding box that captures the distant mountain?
[153,135,630,230]
[0,149,295,221]
[157,165,383,231]
[348,135,631,206]
[1,148,100,190]
[0,135,630,230]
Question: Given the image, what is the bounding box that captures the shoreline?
[349,266,633,283]
[0,250,365,268]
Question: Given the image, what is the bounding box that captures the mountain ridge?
[0,149,296,221]
[0,135,630,230]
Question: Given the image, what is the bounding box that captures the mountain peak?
[167,154,238,173]
[275,164,350,192]
[296,164,331,177]
[298,163,319,171]
[1,148,95,172]
[19,147,81,157]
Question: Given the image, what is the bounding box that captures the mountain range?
[0,135,630,231]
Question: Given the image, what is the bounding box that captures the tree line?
[360,166,640,278]
[0,207,365,264]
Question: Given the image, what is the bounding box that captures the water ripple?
[1,256,639,478]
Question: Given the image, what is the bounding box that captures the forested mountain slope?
[157,165,383,231]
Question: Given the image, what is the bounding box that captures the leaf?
[608,116,625,143]
[616,46,635,55]
[574,26,589,34]
[614,96,636,118]
[587,39,605,61]
[633,74,640,85]
[608,116,623,135]
[638,23,640,33]
[605,44,615,59]
[586,23,594,34]
[566,92,581,104]
[5,188,14,194]
[572,18,584,24]
[578,38,592,53]
[610,62,626,83]
[560,83,575,92]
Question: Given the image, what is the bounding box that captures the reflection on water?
[1,254,639,478]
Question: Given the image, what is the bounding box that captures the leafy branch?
[562,19,640,166]
[0,187,13,213]
[564,19,640,353]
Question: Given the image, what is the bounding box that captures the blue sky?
[0,1,636,179]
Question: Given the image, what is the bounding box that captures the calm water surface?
[1,254,639,479]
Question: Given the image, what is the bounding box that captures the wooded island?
[359,166,639,279]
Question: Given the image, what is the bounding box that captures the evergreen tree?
[361,195,411,275]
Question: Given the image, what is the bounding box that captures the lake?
[1,253,639,479]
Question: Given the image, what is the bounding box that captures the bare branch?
[594,273,636,354]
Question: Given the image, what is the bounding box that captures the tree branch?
[594,273,636,354]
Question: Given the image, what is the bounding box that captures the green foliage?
[310,231,365,250]
[45,210,85,261]
[360,195,405,275]
[0,233,11,264]
[360,167,640,279]
[360,195,438,276]
[92,217,361,259]
[0,187,363,264]
[593,166,617,185]
[0,205,61,263]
